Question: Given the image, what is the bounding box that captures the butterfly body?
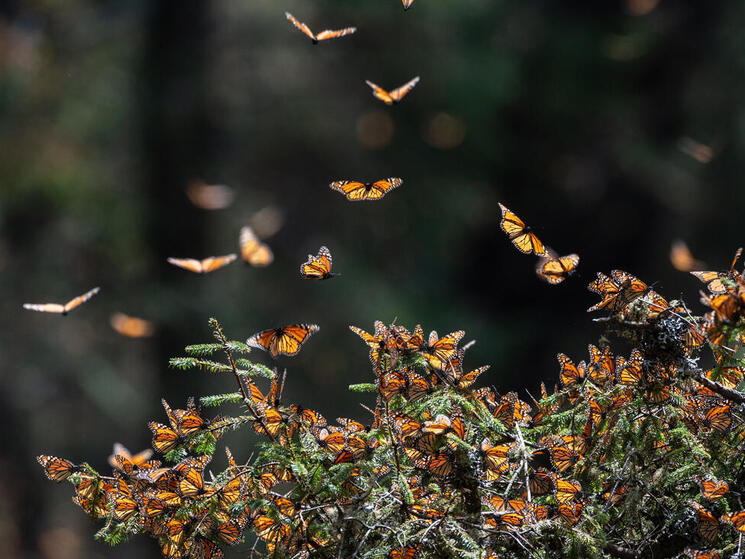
[330,178,402,201]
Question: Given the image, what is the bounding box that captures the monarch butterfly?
[536,252,580,284]
[148,422,185,454]
[692,502,719,543]
[480,439,513,481]
[37,455,81,482]
[192,537,225,559]
[300,246,338,280]
[178,466,215,498]
[617,349,644,386]
[239,226,274,267]
[365,76,420,105]
[692,271,732,294]
[253,515,291,554]
[695,477,729,501]
[721,510,745,532]
[555,478,582,504]
[489,496,527,512]
[23,286,100,315]
[486,511,525,529]
[529,471,556,496]
[557,353,586,389]
[284,12,356,44]
[330,177,403,201]
[350,323,390,364]
[670,240,706,272]
[401,0,415,9]
[558,503,583,526]
[587,344,614,385]
[423,329,465,369]
[498,203,547,256]
[167,254,237,274]
[113,491,139,521]
[246,323,319,357]
[424,451,454,477]
[587,270,650,313]
[110,313,155,338]
[702,404,732,434]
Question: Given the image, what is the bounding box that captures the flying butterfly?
[670,240,706,272]
[300,246,338,280]
[167,254,236,274]
[23,287,100,315]
[110,313,155,338]
[239,226,273,267]
[366,76,420,105]
[536,252,580,285]
[246,324,319,357]
[330,177,403,201]
[498,203,547,256]
[401,0,415,10]
[285,12,356,44]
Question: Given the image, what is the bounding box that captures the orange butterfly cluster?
[498,203,579,284]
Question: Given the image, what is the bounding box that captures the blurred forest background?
[2,0,744,557]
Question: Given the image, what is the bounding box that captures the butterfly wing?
[285,12,316,40]
[330,180,370,200]
[365,80,394,105]
[110,313,155,338]
[315,27,357,41]
[368,177,403,200]
[37,455,79,481]
[273,324,320,356]
[62,287,101,312]
[537,254,579,284]
[402,0,414,9]
[199,254,237,272]
[23,303,66,313]
[168,257,205,273]
[389,76,420,103]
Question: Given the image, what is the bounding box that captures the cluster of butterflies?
[498,202,580,285]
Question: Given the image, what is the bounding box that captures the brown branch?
[695,373,745,403]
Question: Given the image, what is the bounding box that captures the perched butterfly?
[330,177,403,201]
[167,254,236,274]
[498,203,547,256]
[110,313,155,338]
[246,324,319,357]
[692,502,719,543]
[423,330,465,370]
[684,550,721,559]
[285,12,356,44]
[389,547,419,559]
[558,503,583,526]
[721,510,745,533]
[23,287,100,315]
[239,226,273,267]
[555,478,582,504]
[401,0,415,10]
[300,246,338,280]
[587,270,650,313]
[696,476,729,501]
[365,76,420,105]
[37,455,81,482]
[557,353,586,389]
[671,240,706,272]
[536,252,580,284]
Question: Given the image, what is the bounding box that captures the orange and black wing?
[167,257,205,273]
[37,455,80,481]
[389,76,420,103]
[247,324,319,357]
[200,254,237,273]
[285,12,316,41]
[365,80,395,105]
[300,246,335,279]
[330,178,402,201]
[498,203,546,256]
[536,254,580,284]
[368,178,403,199]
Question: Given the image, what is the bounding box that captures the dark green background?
[2,0,743,557]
